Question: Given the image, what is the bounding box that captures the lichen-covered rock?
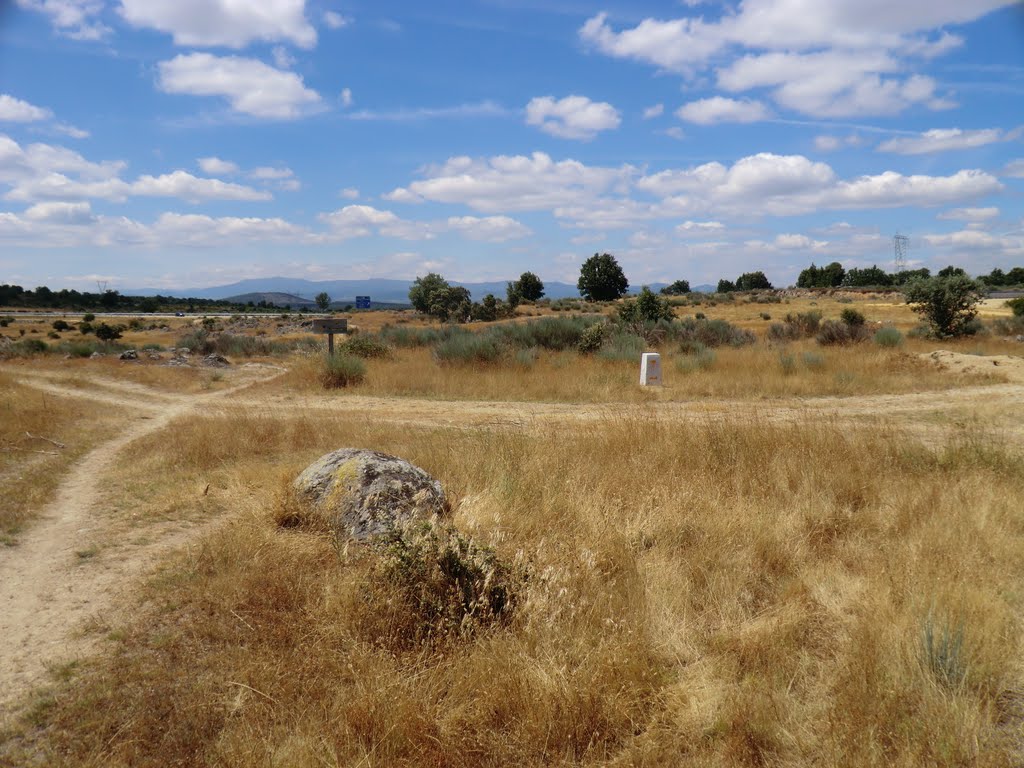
[119,349,138,360]
[292,449,446,540]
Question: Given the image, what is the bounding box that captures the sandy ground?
[0,350,1022,721]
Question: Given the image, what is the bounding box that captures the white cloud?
[272,46,296,69]
[53,123,89,139]
[579,3,1010,118]
[249,166,294,180]
[937,207,1000,222]
[662,127,686,141]
[774,233,827,249]
[150,213,310,246]
[339,187,359,199]
[340,88,354,108]
[346,101,509,122]
[878,127,1016,154]
[676,96,770,125]
[130,171,273,203]
[119,0,317,48]
[1004,160,1024,179]
[16,0,111,40]
[197,157,239,175]
[324,10,350,29]
[386,152,637,213]
[643,104,664,120]
[0,94,52,123]
[157,54,322,119]
[814,134,862,152]
[676,220,724,236]
[319,205,434,240]
[23,201,94,224]
[525,95,621,140]
[445,216,531,242]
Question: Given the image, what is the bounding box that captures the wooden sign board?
[312,318,348,334]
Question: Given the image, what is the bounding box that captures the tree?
[471,294,499,322]
[717,279,736,293]
[660,279,691,295]
[892,268,930,285]
[797,262,845,288]
[1006,267,1024,286]
[618,286,673,324]
[735,271,773,291]
[843,265,893,287]
[937,265,967,278]
[409,273,451,315]
[428,286,472,323]
[315,291,331,311]
[577,253,628,301]
[94,322,124,341]
[514,271,545,301]
[904,275,983,338]
[505,281,522,309]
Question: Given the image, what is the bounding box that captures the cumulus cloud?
[197,157,239,175]
[643,104,664,119]
[774,233,827,249]
[385,152,638,213]
[324,10,350,29]
[579,2,1008,118]
[445,216,531,242]
[1004,160,1024,179]
[157,53,322,119]
[119,0,317,48]
[131,171,271,203]
[525,95,621,140]
[878,127,1019,154]
[318,205,530,242]
[814,134,862,152]
[339,187,359,199]
[675,96,770,124]
[937,207,1000,221]
[0,94,52,123]
[23,201,94,224]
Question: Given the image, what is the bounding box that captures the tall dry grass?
[274,340,1000,403]
[7,409,1024,766]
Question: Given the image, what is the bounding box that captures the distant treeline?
[795,263,1024,289]
[0,285,310,312]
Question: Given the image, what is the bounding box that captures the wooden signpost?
[312,317,348,354]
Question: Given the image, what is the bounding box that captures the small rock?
[147,352,163,360]
[201,353,230,367]
[119,349,138,360]
[90,351,103,359]
[292,449,446,541]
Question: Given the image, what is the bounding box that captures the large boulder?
[292,449,446,540]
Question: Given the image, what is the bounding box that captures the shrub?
[676,345,715,373]
[874,327,904,348]
[82,313,95,322]
[379,324,466,348]
[801,351,825,369]
[93,323,125,341]
[840,308,866,327]
[597,331,646,362]
[343,334,394,359]
[1008,297,1024,317]
[0,338,47,358]
[816,319,871,345]
[77,321,93,335]
[434,333,504,366]
[903,275,983,338]
[617,287,674,325]
[513,347,539,368]
[922,611,966,689]
[367,520,521,643]
[767,311,822,343]
[759,312,771,321]
[52,319,71,332]
[0,317,11,327]
[779,352,796,375]
[177,328,214,354]
[577,322,608,354]
[319,352,366,388]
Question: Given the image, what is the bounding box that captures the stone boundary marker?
[640,352,662,386]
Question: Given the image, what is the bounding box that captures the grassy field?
[1,293,1023,766]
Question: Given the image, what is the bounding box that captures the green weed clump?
[343,334,394,359]
[433,333,504,366]
[319,352,366,388]
[874,327,904,348]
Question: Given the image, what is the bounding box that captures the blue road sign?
[355,296,371,309]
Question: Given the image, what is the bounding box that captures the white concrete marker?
[640,352,662,386]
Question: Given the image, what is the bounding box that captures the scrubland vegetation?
[1,291,1023,767]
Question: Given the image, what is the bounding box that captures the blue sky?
[0,0,1022,292]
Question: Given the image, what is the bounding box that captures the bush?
[874,327,904,348]
[577,322,608,354]
[597,331,646,362]
[617,287,674,324]
[367,520,521,643]
[675,345,715,373]
[343,334,394,359]
[52,319,71,332]
[94,323,125,341]
[379,324,466,348]
[840,308,866,327]
[0,338,47,358]
[82,313,95,322]
[768,311,822,343]
[434,333,504,366]
[903,275,983,338]
[513,347,539,368]
[816,319,871,345]
[319,352,366,388]
[1007,297,1024,317]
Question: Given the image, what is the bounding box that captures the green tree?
[1006,267,1024,286]
[94,322,124,341]
[429,286,472,323]
[717,279,736,293]
[904,275,983,338]
[736,271,773,291]
[843,265,893,287]
[660,279,691,295]
[513,271,545,301]
[893,268,930,285]
[798,262,845,288]
[471,294,499,322]
[618,286,674,324]
[315,291,331,311]
[937,265,967,278]
[409,273,451,315]
[577,253,628,301]
[505,281,522,309]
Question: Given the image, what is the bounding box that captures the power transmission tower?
[96,280,109,293]
[893,233,909,273]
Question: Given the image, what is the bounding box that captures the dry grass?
[0,371,119,542]
[271,339,1000,403]
[7,409,1024,766]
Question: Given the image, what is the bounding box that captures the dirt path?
[0,366,284,718]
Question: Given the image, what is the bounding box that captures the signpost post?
[312,317,348,354]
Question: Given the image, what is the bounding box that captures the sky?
[0,0,1022,292]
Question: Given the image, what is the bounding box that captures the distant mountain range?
[124,277,713,303]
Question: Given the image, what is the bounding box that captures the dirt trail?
[0,366,283,718]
